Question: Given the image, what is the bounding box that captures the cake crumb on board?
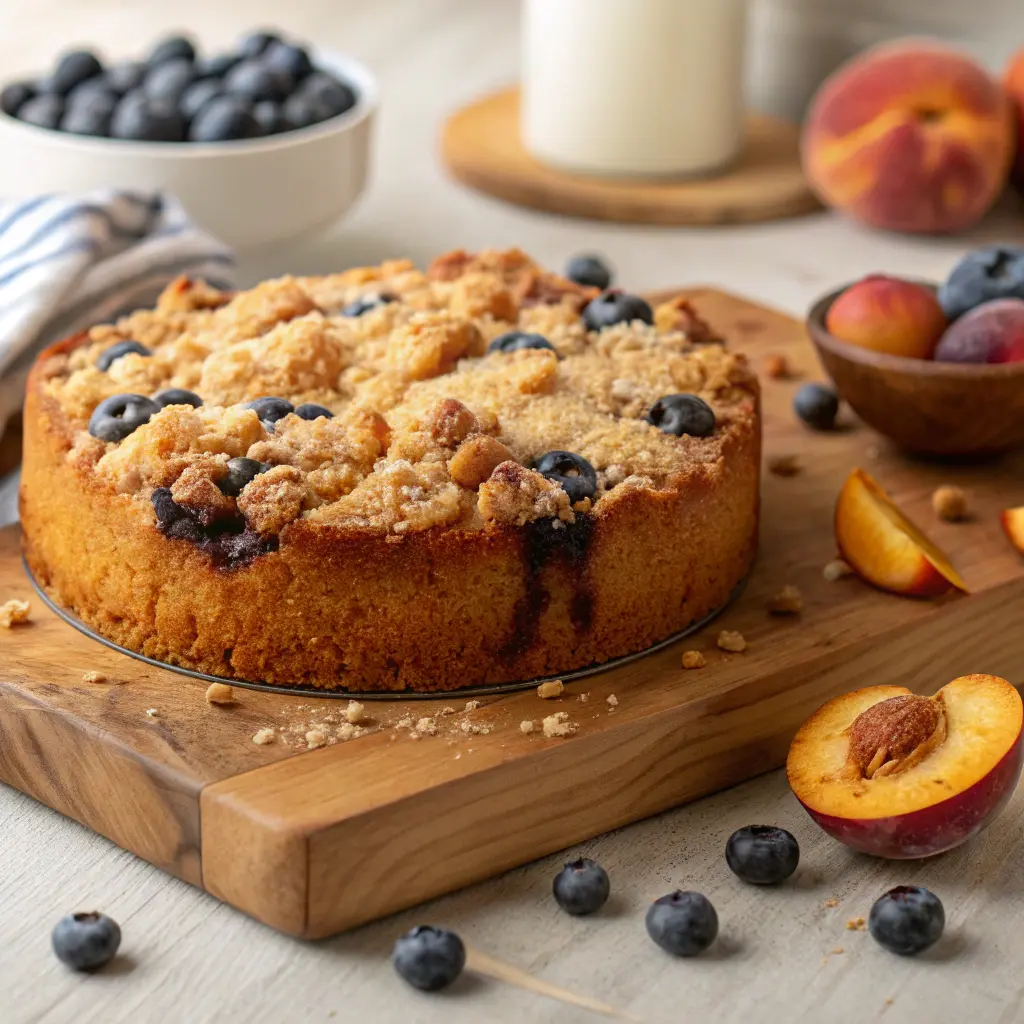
[82,671,107,685]
[520,720,535,734]
[542,712,577,738]
[682,650,707,669]
[0,599,30,628]
[305,729,327,750]
[823,897,840,909]
[823,559,853,582]
[464,700,481,712]
[145,708,159,719]
[205,682,234,705]
[252,728,275,745]
[768,585,803,615]
[346,700,367,724]
[846,917,866,931]
[768,454,802,477]
[717,630,747,653]
[932,484,969,522]
[537,680,564,699]
[606,694,619,707]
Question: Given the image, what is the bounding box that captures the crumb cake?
[20,249,760,692]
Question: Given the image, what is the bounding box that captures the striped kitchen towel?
[0,188,236,525]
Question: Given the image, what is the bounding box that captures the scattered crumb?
[542,711,578,738]
[345,700,366,724]
[0,599,30,628]
[763,354,791,379]
[578,692,589,703]
[408,729,421,740]
[682,649,707,669]
[459,719,490,735]
[252,727,276,745]
[305,729,327,750]
[823,897,840,909]
[768,454,802,477]
[396,717,413,729]
[823,558,853,582]
[932,484,969,522]
[606,694,619,707]
[717,630,747,653]
[885,999,894,1007]
[439,706,457,717]
[337,723,356,741]
[846,917,866,931]
[768,584,803,615]
[145,708,159,718]
[415,716,437,736]
[537,680,564,699]
[520,720,535,734]
[205,682,234,705]
[830,946,845,955]
[464,700,481,712]
[82,670,107,685]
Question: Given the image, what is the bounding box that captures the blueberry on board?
[144,58,196,106]
[938,246,1024,321]
[793,382,839,431]
[263,41,314,82]
[111,92,186,142]
[16,94,63,130]
[1,80,35,116]
[148,35,196,67]
[224,60,291,103]
[645,891,719,957]
[565,253,612,290]
[96,340,151,371]
[104,61,146,95]
[88,393,160,442]
[60,92,117,136]
[582,290,654,331]
[51,50,104,95]
[299,71,357,117]
[189,96,262,142]
[392,926,465,992]
[294,403,334,421]
[195,52,242,80]
[246,396,294,430]
[251,100,291,135]
[488,331,556,355]
[646,393,716,438]
[52,912,121,971]
[218,457,271,498]
[180,79,222,122]
[869,886,945,956]
[534,450,598,504]
[725,826,800,885]
[553,858,610,915]
[238,30,282,60]
[154,388,203,409]
[341,293,395,317]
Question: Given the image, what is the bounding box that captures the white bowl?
[0,51,377,252]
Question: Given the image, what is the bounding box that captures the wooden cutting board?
[2,288,1023,939]
[440,87,820,225]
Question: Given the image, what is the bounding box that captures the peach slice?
[1002,507,1024,555]
[835,469,968,597]
[787,675,1023,858]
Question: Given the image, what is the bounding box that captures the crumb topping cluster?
[42,249,757,540]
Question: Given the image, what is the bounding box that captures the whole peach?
[1004,48,1024,193]
[802,42,1015,234]
[826,275,947,358]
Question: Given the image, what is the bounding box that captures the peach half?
[835,469,968,597]
[788,675,1024,858]
[1002,507,1024,555]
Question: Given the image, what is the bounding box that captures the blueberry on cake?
[21,249,760,692]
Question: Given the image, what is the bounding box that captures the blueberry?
[104,61,146,95]
[148,35,196,67]
[299,72,357,117]
[294,403,334,421]
[725,826,800,885]
[60,93,116,137]
[189,96,262,142]
[939,246,1024,321]
[534,450,597,504]
[582,291,654,331]
[341,293,395,317]
[218,457,271,498]
[154,388,203,409]
[246,396,294,430]
[488,331,556,355]
[565,254,612,290]
[793,382,839,431]
[88,393,160,442]
[646,394,716,438]
[553,858,610,915]
[180,79,222,122]
[238,30,282,60]
[645,891,718,957]
[195,53,242,80]
[263,41,314,82]
[51,50,103,95]
[51,912,121,971]
[392,925,465,992]
[1,81,36,116]
[17,94,64,130]
[869,886,944,956]
[281,94,326,129]
[252,100,291,135]
[144,59,196,106]
[67,77,118,107]
[224,60,291,103]
[111,92,186,142]
[96,340,151,371]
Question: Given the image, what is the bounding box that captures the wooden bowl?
[807,284,1024,456]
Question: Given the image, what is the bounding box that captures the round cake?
[20,248,760,692]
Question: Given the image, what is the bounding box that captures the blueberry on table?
[646,393,716,438]
[218,457,271,497]
[96,340,151,371]
[565,253,612,290]
[51,50,104,95]
[1,80,35,116]
[60,93,117,137]
[553,858,610,915]
[15,94,63,130]
[148,34,197,67]
[582,290,654,331]
[488,331,556,354]
[341,293,395,317]
[392,925,466,991]
[180,79,222,122]
[252,100,291,135]
[294,403,334,421]
[793,382,840,431]
[534,450,598,504]
[52,912,121,971]
[869,886,944,956]
[246,396,294,430]
[111,92,186,142]
[189,96,262,142]
[263,41,314,82]
[645,891,719,957]
[725,825,800,885]
[88,393,160,442]
[144,58,196,106]
[238,30,283,59]
[195,52,242,80]
[224,60,291,103]
[938,246,1024,320]
[154,388,203,409]
[104,61,146,95]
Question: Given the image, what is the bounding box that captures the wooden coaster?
[441,87,820,225]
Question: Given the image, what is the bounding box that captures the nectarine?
[1002,506,1024,555]
[1005,48,1024,193]
[835,469,968,597]
[803,43,1015,234]
[787,674,1023,858]
[826,275,947,358]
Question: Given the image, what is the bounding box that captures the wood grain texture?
[440,87,821,226]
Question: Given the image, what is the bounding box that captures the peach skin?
[802,42,1015,234]
[1005,48,1024,192]
[825,275,947,358]
[1002,507,1024,555]
[835,468,968,597]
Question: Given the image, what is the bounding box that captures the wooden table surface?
[2,2,1024,1022]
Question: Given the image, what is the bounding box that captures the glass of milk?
[521,0,748,177]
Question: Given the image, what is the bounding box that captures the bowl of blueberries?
[0,29,377,251]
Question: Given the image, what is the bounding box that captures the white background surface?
[1,2,1024,1022]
